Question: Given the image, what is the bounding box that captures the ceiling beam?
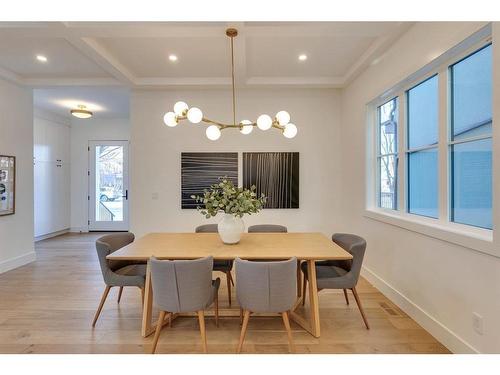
[341,22,415,86]
[134,77,231,88]
[246,76,344,88]
[0,65,21,85]
[64,36,136,85]
[22,77,122,87]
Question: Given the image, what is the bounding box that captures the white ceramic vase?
[218,213,245,244]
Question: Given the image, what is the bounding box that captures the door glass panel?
[95,145,124,222]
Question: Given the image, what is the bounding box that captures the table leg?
[296,259,302,298]
[141,261,154,337]
[290,260,321,338]
[307,260,320,337]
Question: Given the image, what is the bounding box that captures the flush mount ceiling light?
[70,104,93,119]
[298,54,308,61]
[163,28,297,141]
[168,54,178,62]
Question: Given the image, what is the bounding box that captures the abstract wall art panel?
[181,152,238,209]
[243,152,299,209]
[0,155,15,216]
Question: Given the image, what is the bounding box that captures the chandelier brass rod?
[230,34,237,127]
[165,27,296,138]
[179,114,284,131]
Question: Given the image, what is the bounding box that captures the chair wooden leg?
[92,285,111,327]
[214,290,219,328]
[351,287,370,330]
[301,276,307,306]
[226,271,232,306]
[239,308,243,325]
[281,311,296,353]
[296,260,302,297]
[150,311,166,354]
[343,289,349,305]
[197,310,208,353]
[237,310,251,353]
[117,286,123,303]
[140,287,145,305]
[227,271,235,286]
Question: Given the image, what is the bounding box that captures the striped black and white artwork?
[243,152,299,209]
[181,152,238,209]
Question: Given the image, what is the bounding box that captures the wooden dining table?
[107,232,353,338]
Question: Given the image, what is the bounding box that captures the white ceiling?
[0,22,413,88]
[2,22,413,119]
[33,87,130,119]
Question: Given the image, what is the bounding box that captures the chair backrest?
[332,233,366,284]
[247,224,288,233]
[150,256,213,313]
[95,233,135,282]
[235,257,296,313]
[195,224,218,233]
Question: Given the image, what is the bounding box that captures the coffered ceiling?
[0,22,413,89]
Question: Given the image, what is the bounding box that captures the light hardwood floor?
[0,233,450,354]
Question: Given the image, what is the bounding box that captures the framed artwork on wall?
[243,152,299,209]
[0,155,15,216]
[181,152,238,209]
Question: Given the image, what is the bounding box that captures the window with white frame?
[372,39,492,231]
[406,75,439,218]
[450,44,492,229]
[377,98,398,210]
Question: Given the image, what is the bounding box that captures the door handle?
[122,190,128,200]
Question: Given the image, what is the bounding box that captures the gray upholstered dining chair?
[247,224,288,233]
[149,256,220,354]
[301,233,369,329]
[92,233,146,327]
[195,224,234,306]
[246,224,299,298]
[235,257,297,353]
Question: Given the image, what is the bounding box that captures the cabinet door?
[54,163,70,231]
[34,161,51,236]
[61,125,71,163]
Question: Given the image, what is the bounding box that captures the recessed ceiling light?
[70,105,93,119]
[298,54,308,61]
[168,54,178,62]
[36,55,48,63]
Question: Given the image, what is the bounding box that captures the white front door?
[88,140,129,231]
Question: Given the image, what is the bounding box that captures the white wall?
[130,88,341,237]
[0,78,35,273]
[70,117,130,231]
[33,109,71,238]
[340,22,500,353]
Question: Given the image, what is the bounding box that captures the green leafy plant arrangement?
[191,178,267,219]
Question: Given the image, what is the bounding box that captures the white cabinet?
[34,117,71,238]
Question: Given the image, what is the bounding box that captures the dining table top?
[106,232,353,261]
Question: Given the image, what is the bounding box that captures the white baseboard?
[361,265,479,354]
[70,227,89,233]
[0,251,37,274]
[34,228,69,242]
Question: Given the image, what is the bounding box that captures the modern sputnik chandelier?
[163,28,298,141]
